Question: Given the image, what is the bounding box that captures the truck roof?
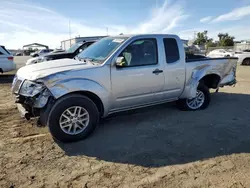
[108,34,180,38]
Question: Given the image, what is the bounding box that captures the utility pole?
[69,20,72,46]
[156,0,158,8]
[106,27,109,36]
[193,31,197,40]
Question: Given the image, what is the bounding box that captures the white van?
[0,45,16,73]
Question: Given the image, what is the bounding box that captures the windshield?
[67,43,82,53]
[77,37,128,62]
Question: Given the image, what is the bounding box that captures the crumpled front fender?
[44,78,111,115]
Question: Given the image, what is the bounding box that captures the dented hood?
[17,58,96,81]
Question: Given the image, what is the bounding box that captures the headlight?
[19,80,45,97]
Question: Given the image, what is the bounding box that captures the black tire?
[177,83,210,111]
[48,94,99,143]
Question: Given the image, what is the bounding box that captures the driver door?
[110,38,165,111]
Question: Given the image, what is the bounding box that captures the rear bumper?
[219,79,237,87]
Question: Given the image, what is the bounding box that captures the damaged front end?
[12,77,53,122]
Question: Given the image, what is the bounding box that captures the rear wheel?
[177,83,210,111]
[48,94,99,142]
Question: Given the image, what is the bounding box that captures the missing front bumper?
[17,103,31,120]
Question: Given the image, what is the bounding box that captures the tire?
[177,83,210,111]
[48,94,99,143]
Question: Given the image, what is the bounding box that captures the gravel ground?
[1,66,250,188]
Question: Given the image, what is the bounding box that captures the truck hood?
[44,52,75,60]
[17,58,96,81]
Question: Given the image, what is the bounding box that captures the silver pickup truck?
[12,34,237,142]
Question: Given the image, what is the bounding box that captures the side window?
[79,43,89,51]
[117,38,158,67]
[163,38,180,64]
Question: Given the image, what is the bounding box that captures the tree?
[193,30,213,46]
[193,31,207,45]
[206,40,217,48]
[218,33,235,46]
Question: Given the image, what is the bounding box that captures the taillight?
[7,56,13,60]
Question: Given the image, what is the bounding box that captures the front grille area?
[12,79,22,94]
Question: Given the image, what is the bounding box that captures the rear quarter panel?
[0,47,15,72]
[180,57,237,99]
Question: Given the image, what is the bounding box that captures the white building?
[235,40,250,51]
[61,36,107,50]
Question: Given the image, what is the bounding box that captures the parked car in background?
[234,50,250,65]
[26,41,95,65]
[51,49,65,53]
[30,49,54,57]
[207,49,234,58]
[0,45,16,73]
[15,52,22,56]
[13,34,237,142]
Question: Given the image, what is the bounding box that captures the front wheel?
[177,83,210,111]
[48,94,99,142]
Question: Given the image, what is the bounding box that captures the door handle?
[152,69,163,74]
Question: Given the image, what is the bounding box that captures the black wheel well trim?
[199,74,221,89]
[243,57,250,62]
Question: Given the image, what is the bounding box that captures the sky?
[1,0,250,49]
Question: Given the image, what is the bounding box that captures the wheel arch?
[45,78,110,117]
[52,91,105,118]
[199,74,221,89]
[242,58,250,65]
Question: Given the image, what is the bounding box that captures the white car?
[26,49,65,65]
[234,50,250,65]
[30,49,53,57]
[0,45,16,73]
[207,49,234,58]
[26,56,42,66]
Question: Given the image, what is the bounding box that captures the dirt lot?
[14,56,30,69]
[1,66,250,188]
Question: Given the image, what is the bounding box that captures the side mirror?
[115,57,125,67]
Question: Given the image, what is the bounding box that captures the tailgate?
[219,57,237,87]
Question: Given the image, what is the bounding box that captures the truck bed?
[185,57,238,87]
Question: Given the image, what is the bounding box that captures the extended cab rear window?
[0,46,10,55]
[163,38,180,64]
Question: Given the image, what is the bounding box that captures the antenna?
[106,27,109,35]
